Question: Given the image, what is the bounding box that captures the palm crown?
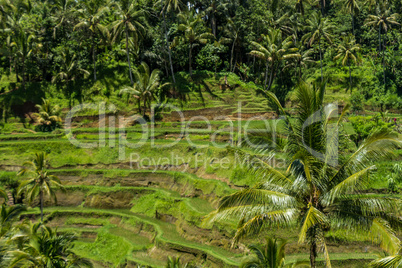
[206,82,402,267]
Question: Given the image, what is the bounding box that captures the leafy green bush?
[348,115,394,145]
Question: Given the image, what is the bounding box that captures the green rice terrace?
[1,0,402,267]
[0,73,401,267]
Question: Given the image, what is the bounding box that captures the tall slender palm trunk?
[163,12,176,84]
[351,14,354,35]
[40,189,44,222]
[125,26,134,85]
[349,63,352,91]
[310,241,317,268]
[319,39,323,82]
[92,32,97,81]
[264,61,269,89]
[189,43,193,76]
[230,39,236,73]
[267,64,275,91]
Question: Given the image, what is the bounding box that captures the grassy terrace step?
[22,207,241,267]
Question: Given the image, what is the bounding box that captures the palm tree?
[344,0,360,34]
[74,0,110,81]
[0,204,26,238]
[52,49,90,107]
[205,82,402,268]
[333,35,361,91]
[51,0,77,39]
[154,0,183,85]
[177,11,214,76]
[10,30,35,88]
[110,0,146,86]
[250,28,299,91]
[204,0,228,37]
[240,237,309,268]
[302,12,334,82]
[284,45,315,80]
[370,248,402,268]
[33,98,62,132]
[364,9,399,85]
[120,62,167,117]
[222,18,240,73]
[17,152,63,222]
[9,223,93,267]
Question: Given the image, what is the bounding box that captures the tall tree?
[204,0,228,37]
[250,28,299,91]
[333,35,361,91]
[177,11,214,76]
[364,9,399,85]
[205,82,402,268]
[344,0,360,34]
[120,62,167,117]
[74,0,110,81]
[111,0,146,86]
[10,30,35,87]
[52,49,90,107]
[222,18,240,73]
[302,12,334,82]
[154,0,183,85]
[17,152,63,222]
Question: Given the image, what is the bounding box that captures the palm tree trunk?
[189,43,193,76]
[378,24,381,53]
[92,32,97,81]
[267,63,275,91]
[230,39,236,72]
[22,56,26,88]
[163,12,176,84]
[137,99,141,115]
[15,59,19,82]
[40,189,44,222]
[264,61,269,89]
[310,241,317,268]
[9,56,12,74]
[319,39,323,82]
[351,14,355,35]
[211,13,216,37]
[349,63,352,92]
[125,26,134,85]
[382,33,386,85]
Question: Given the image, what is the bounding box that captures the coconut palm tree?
[8,223,93,267]
[240,237,309,268]
[33,98,62,132]
[221,18,240,73]
[17,152,63,222]
[110,0,146,86]
[364,9,399,85]
[74,0,110,81]
[250,28,299,91]
[204,0,228,37]
[10,30,35,88]
[370,248,402,268]
[154,0,183,85]
[205,82,402,268]
[302,12,334,82]
[120,62,167,117]
[51,0,77,39]
[52,49,90,107]
[333,35,361,91]
[0,204,26,238]
[284,45,315,80]
[177,11,214,76]
[344,0,360,34]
